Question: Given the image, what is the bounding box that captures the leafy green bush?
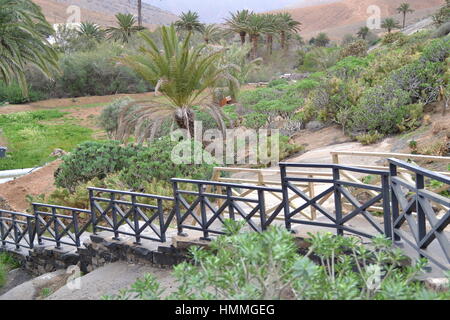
[382,32,407,45]
[433,22,450,38]
[0,253,20,288]
[268,79,289,88]
[107,226,449,300]
[27,44,152,98]
[0,82,46,104]
[339,40,368,59]
[119,136,216,190]
[55,141,144,191]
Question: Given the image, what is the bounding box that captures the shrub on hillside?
[55,141,144,191]
[339,40,368,59]
[107,226,449,300]
[0,82,46,104]
[27,44,152,99]
[433,22,450,38]
[119,136,216,190]
[381,32,407,45]
[98,97,136,138]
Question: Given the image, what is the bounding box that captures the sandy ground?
[0,160,61,212]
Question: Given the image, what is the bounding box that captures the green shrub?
[27,44,152,98]
[339,40,368,59]
[107,227,450,300]
[348,85,413,134]
[268,79,289,88]
[119,136,216,190]
[382,32,407,45]
[55,141,144,191]
[0,253,20,288]
[0,82,46,104]
[356,132,384,145]
[98,97,136,138]
[433,22,450,38]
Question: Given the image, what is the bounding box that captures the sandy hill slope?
[34,0,178,27]
[271,0,445,40]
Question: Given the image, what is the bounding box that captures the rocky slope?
[34,0,178,27]
[271,0,445,40]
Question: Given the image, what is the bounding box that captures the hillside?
[271,0,445,40]
[34,0,178,27]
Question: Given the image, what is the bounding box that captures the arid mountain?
[271,0,445,40]
[34,0,178,28]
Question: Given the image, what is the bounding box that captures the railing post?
[27,216,35,249]
[333,167,344,236]
[157,199,166,243]
[172,180,185,237]
[0,211,5,247]
[280,164,292,232]
[89,189,97,235]
[198,183,210,241]
[111,192,120,241]
[12,213,19,250]
[72,210,80,247]
[381,174,392,239]
[33,204,43,246]
[226,186,235,221]
[416,173,426,251]
[132,195,141,245]
[258,189,267,231]
[389,163,401,241]
[52,207,60,249]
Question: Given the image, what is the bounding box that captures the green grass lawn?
[0,110,93,170]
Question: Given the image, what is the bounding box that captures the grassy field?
[0,109,93,170]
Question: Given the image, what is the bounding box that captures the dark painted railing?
[88,188,175,244]
[172,179,284,240]
[280,163,392,239]
[389,158,450,270]
[0,160,448,270]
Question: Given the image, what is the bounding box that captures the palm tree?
[314,32,330,47]
[397,3,414,29]
[202,24,221,44]
[225,10,253,46]
[276,13,301,50]
[357,26,370,40]
[117,26,230,140]
[243,14,272,59]
[0,0,58,96]
[262,14,277,55]
[77,22,104,41]
[137,0,143,28]
[107,13,141,43]
[174,10,204,34]
[381,18,400,33]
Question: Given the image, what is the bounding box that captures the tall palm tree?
[77,22,104,41]
[118,26,230,140]
[243,14,272,59]
[357,26,370,40]
[202,24,221,44]
[381,18,401,33]
[137,0,142,28]
[174,10,204,34]
[225,9,253,45]
[397,3,414,29]
[107,13,141,43]
[276,13,301,50]
[0,0,58,96]
[262,14,277,55]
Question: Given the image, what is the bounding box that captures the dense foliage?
[55,137,216,192]
[107,225,450,300]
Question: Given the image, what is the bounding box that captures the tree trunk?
[251,34,259,59]
[137,0,142,28]
[240,32,246,45]
[402,13,406,29]
[175,107,195,138]
[267,34,273,55]
[280,31,286,50]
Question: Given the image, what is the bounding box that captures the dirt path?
[0,160,61,212]
[0,92,155,115]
